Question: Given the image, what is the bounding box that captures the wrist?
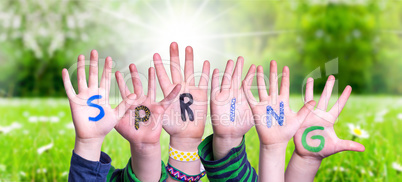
[212,135,243,160]
[260,142,288,152]
[130,141,161,156]
[293,150,323,164]
[169,136,201,151]
[74,137,104,161]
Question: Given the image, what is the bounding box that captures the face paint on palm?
[301,126,325,152]
[134,105,151,130]
[266,101,285,128]
[87,95,105,122]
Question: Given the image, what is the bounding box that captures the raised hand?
[242,61,315,182]
[114,65,181,181]
[62,50,136,161]
[210,57,254,160]
[294,76,365,159]
[115,65,181,144]
[285,76,365,182]
[153,43,210,143]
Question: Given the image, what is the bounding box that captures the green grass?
[0,96,401,181]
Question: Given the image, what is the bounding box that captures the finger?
[170,42,182,84]
[317,75,335,111]
[153,53,171,95]
[147,67,156,102]
[221,60,234,93]
[242,81,258,107]
[88,50,99,88]
[269,60,278,100]
[184,46,195,86]
[337,140,365,152]
[257,65,268,101]
[279,66,290,98]
[100,57,113,99]
[297,100,316,123]
[198,60,210,89]
[160,84,182,110]
[77,54,87,93]
[242,65,257,106]
[305,77,314,102]
[115,71,131,99]
[231,56,244,90]
[62,69,76,99]
[211,69,220,96]
[329,85,352,117]
[129,64,144,97]
[114,94,137,120]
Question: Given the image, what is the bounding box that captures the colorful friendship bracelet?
[166,163,206,182]
[169,146,199,162]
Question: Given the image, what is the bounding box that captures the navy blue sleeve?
[68,150,112,182]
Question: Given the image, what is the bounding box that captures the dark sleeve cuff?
[68,150,112,182]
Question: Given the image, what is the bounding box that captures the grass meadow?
[0,96,401,181]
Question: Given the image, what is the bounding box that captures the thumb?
[114,94,137,119]
[160,84,181,110]
[297,100,316,123]
[337,139,365,152]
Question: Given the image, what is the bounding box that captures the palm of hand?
[70,90,116,140]
[211,89,253,138]
[162,84,208,138]
[114,66,182,144]
[251,99,302,145]
[115,97,164,144]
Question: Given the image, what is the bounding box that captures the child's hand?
[285,76,365,182]
[114,66,181,182]
[293,76,365,160]
[62,50,136,161]
[210,58,254,160]
[153,42,210,150]
[114,65,181,144]
[243,61,315,147]
[242,61,315,182]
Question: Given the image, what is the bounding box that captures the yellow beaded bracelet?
[169,146,199,162]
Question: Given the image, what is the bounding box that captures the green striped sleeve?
[107,158,168,182]
[198,134,258,182]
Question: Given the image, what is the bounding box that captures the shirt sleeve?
[197,134,258,182]
[68,150,112,182]
[107,158,168,182]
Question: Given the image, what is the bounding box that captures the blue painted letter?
[87,95,105,122]
[266,101,285,128]
[230,98,236,122]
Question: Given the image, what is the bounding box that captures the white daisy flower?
[19,171,26,176]
[59,130,65,135]
[61,171,68,177]
[0,122,22,134]
[36,168,47,173]
[58,111,65,117]
[37,143,53,155]
[347,123,369,138]
[28,116,38,123]
[397,113,402,120]
[66,123,74,129]
[392,162,402,172]
[333,166,347,172]
[49,116,60,123]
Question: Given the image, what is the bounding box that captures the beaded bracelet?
[169,146,199,162]
[166,163,206,182]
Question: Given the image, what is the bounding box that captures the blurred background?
[0,0,401,181]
